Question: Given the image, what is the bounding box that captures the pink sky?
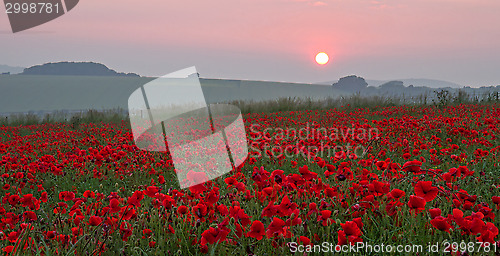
[2,0,500,86]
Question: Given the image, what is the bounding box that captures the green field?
[0,75,347,113]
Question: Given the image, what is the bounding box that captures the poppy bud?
[274,175,282,184]
[336,174,346,181]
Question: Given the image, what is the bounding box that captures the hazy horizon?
[2,0,500,86]
[0,62,474,89]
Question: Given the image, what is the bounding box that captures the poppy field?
[0,104,499,255]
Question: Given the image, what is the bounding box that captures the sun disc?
[315,52,329,65]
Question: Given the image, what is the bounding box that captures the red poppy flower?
[7,231,19,243]
[230,206,252,226]
[492,196,500,209]
[414,181,438,202]
[177,205,188,215]
[83,190,95,198]
[262,187,273,196]
[390,189,406,200]
[205,188,220,205]
[457,215,486,235]
[120,222,133,241]
[192,203,208,221]
[109,198,121,213]
[2,246,14,254]
[317,159,326,168]
[143,186,159,198]
[46,231,56,240]
[20,194,36,209]
[266,217,286,238]
[325,187,338,198]
[402,160,422,173]
[277,195,297,217]
[23,211,37,221]
[88,215,102,226]
[200,227,229,245]
[8,194,20,206]
[127,191,144,207]
[247,220,265,240]
[428,208,441,219]
[71,227,82,237]
[299,165,317,180]
[40,192,48,203]
[189,183,207,194]
[430,216,452,232]
[59,191,75,201]
[477,230,495,244]
[224,177,237,187]
[300,236,311,246]
[271,170,285,184]
[340,221,363,237]
[261,201,277,218]
[120,206,137,220]
[375,161,388,170]
[408,195,426,214]
[353,217,363,230]
[217,204,229,215]
[477,222,498,244]
[370,181,390,196]
[307,202,319,217]
[318,210,333,226]
[337,230,347,246]
[167,224,175,234]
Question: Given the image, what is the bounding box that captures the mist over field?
[0,75,347,113]
[1,73,499,114]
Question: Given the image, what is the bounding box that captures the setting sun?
[315,52,329,65]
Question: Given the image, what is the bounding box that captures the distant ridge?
[21,62,140,77]
[318,77,464,88]
[366,78,464,88]
[0,64,24,74]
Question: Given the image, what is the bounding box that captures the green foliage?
[0,109,128,127]
[432,90,452,107]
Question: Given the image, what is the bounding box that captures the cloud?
[368,0,403,9]
[312,1,327,6]
[288,0,328,6]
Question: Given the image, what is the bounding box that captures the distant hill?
[324,75,500,100]
[319,78,464,88]
[0,64,24,74]
[366,78,464,88]
[21,62,140,77]
[379,81,405,89]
